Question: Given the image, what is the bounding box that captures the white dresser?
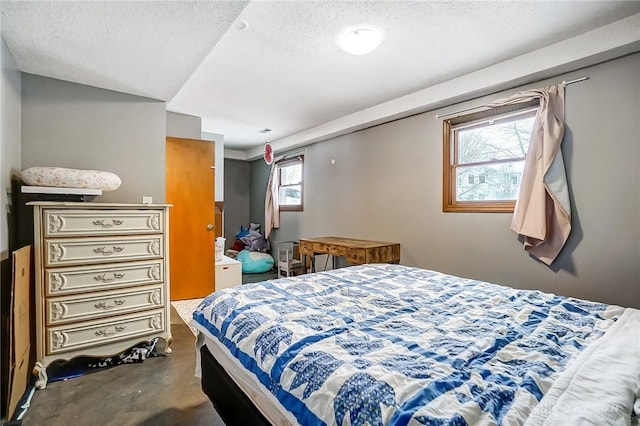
[29,202,172,388]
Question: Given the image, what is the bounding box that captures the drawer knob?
[93,246,125,256]
[93,273,125,283]
[94,299,126,310]
[92,219,124,228]
[95,325,126,336]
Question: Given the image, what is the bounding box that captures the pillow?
[21,167,122,191]
[235,225,250,239]
[239,230,271,253]
[231,239,246,252]
[236,250,274,274]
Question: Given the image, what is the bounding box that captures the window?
[277,156,303,211]
[442,103,538,212]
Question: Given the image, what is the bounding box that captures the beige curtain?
[265,155,285,239]
[489,84,570,265]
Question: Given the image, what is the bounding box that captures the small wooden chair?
[277,241,303,278]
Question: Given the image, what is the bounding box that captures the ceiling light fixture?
[338,26,383,55]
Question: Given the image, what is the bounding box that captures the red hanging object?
[263,142,273,165]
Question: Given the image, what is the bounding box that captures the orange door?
[166,137,216,300]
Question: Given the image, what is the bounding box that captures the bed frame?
[200,345,270,425]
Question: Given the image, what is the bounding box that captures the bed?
[190,264,640,425]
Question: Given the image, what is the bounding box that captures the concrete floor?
[242,270,278,284]
[21,307,225,426]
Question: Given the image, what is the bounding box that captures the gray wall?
[224,159,251,249]
[1,39,21,256]
[166,111,201,139]
[1,39,22,407]
[21,74,166,203]
[202,131,225,202]
[254,53,640,308]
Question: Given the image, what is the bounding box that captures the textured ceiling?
[2,1,640,154]
[168,1,640,151]
[0,1,249,100]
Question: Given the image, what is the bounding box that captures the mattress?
[191,264,640,425]
[197,330,298,425]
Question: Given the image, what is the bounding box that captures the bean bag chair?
[236,250,274,274]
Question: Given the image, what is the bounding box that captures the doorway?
[166,137,216,300]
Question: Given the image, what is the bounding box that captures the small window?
[443,103,538,212]
[277,156,303,211]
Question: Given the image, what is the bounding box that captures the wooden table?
[299,237,400,272]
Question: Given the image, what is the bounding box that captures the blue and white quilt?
[193,264,624,425]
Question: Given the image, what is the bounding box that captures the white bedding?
[526,308,640,425]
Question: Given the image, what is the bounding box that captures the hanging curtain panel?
[488,84,570,265]
[264,155,285,239]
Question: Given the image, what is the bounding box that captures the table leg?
[302,254,315,274]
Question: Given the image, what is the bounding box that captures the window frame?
[277,155,304,212]
[442,101,538,213]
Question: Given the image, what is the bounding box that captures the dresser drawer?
[299,241,314,255]
[328,245,346,257]
[346,248,367,264]
[47,309,165,355]
[44,209,163,237]
[312,242,331,254]
[45,260,164,297]
[45,235,163,267]
[47,284,164,326]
